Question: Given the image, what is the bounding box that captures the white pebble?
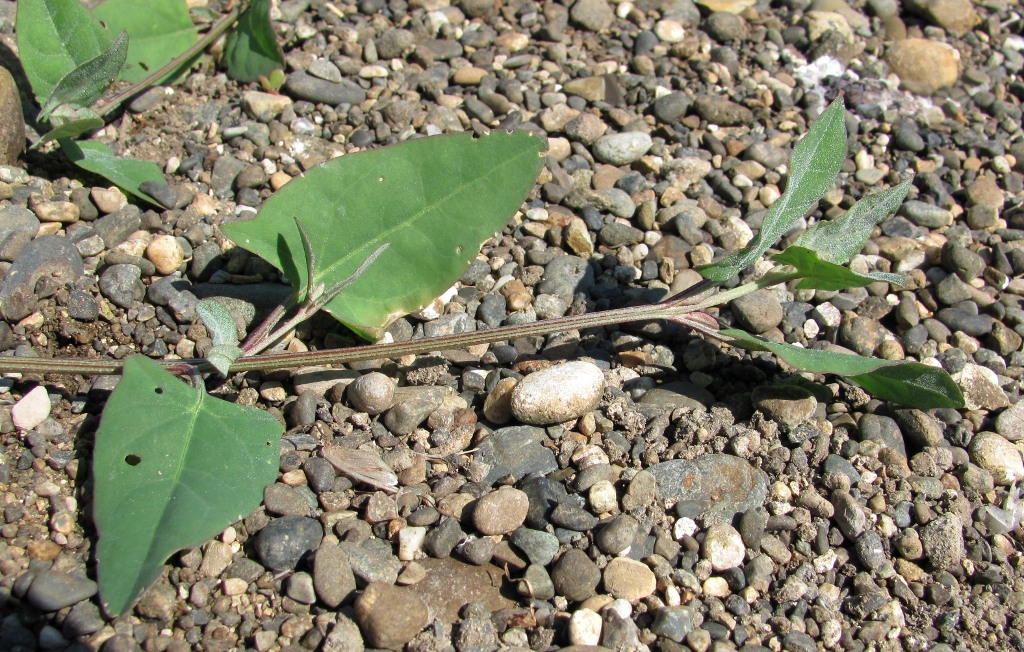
[568,609,603,646]
[398,527,426,560]
[589,480,619,513]
[511,361,605,425]
[674,517,698,540]
[12,386,51,430]
[970,432,1024,485]
[702,524,746,571]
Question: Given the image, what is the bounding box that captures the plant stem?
[95,4,245,119]
[0,274,795,377]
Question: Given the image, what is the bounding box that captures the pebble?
[603,557,656,602]
[253,515,323,571]
[752,384,816,428]
[592,133,653,166]
[90,187,127,214]
[510,361,604,425]
[241,90,293,122]
[570,0,614,32]
[509,528,559,566]
[650,454,769,522]
[472,487,529,535]
[568,609,603,646]
[383,386,447,434]
[145,235,185,275]
[347,372,395,415]
[12,386,51,430]
[995,401,1024,442]
[920,514,964,571]
[283,70,366,105]
[730,289,784,333]
[551,549,601,602]
[595,514,638,554]
[0,206,40,261]
[25,571,98,611]
[0,235,84,320]
[99,264,144,309]
[476,426,558,485]
[0,65,24,165]
[313,543,356,608]
[969,432,1024,485]
[886,38,961,95]
[702,523,746,570]
[694,94,754,126]
[354,582,429,649]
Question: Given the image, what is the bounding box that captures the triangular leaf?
[223,131,545,339]
[16,0,112,104]
[93,355,283,615]
[772,246,904,291]
[223,0,284,83]
[59,139,163,205]
[698,96,847,282]
[723,328,964,409]
[197,299,240,348]
[40,30,128,119]
[94,0,198,84]
[794,176,914,265]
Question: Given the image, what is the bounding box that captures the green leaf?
[722,328,965,408]
[223,0,284,83]
[698,96,848,282]
[794,176,914,265]
[34,106,104,147]
[197,299,243,376]
[93,356,283,615]
[16,0,112,105]
[59,139,163,205]
[772,246,904,291]
[223,131,545,339]
[94,0,198,84]
[40,30,128,120]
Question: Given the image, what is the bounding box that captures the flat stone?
[407,558,513,623]
[0,235,84,321]
[0,206,39,261]
[241,90,293,122]
[355,582,429,649]
[603,557,656,602]
[887,38,960,95]
[920,514,964,571]
[26,571,98,612]
[693,94,754,126]
[383,386,449,434]
[592,132,653,166]
[969,432,1024,485]
[284,71,367,105]
[252,515,323,571]
[313,543,356,608]
[472,487,529,535]
[649,454,769,523]
[570,0,614,32]
[511,361,605,425]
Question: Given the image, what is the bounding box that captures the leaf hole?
[378,176,384,182]
[125,454,142,466]
[154,387,164,394]
[456,246,464,255]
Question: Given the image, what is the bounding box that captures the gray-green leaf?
[793,176,913,265]
[16,0,112,105]
[35,106,104,147]
[698,96,848,282]
[223,0,284,83]
[723,328,964,408]
[207,344,243,377]
[772,246,904,291]
[197,299,240,348]
[59,139,164,205]
[40,31,128,120]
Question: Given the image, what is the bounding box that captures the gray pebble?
[650,606,696,643]
[649,454,769,522]
[598,222,644,247]
[475,425,558,485]
[899,200,952,228]
[264,482,312,516]
[313,543,356,608]
[26,571,98,611]
[751,384,816,428]
[509,527,560,566]
[730,289,783,333]
[383,385,446,434]
[93,204,141,248]
[693,94,754,125]
[551,549,601,602]
[0,206,39,261]
[424,517,464,558]
[653,93,691,123]
[138,181,177,210]
[0,235,84,320]
[253,515,323,571]
[550,502,600,531]
[284,71,367,105]
[99,264,145,309]
[595,514,638,554]
[831,490,866,539]
[460,537,495,565]
[592,132,653,166]
[286,571,317,604]
[920,513,964,570]
[520,564,555,600]
[854,530,887,571]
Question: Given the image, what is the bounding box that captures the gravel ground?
[0,0,1023,650]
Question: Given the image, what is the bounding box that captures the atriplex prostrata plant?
[0,97,964,615]
[16,0,283,203]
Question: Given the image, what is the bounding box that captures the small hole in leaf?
[154,387,164,394]
[125,454,142,466]
[456,246,464,255]
[378,177,384,182]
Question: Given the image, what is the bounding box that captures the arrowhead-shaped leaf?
[94,0,198,84]
[793,175,914,265]
[223,0,284,83]
[772,246,904,291]
[722,328,964,409]
[17,0,112,104]
[698,96,847,282]
[93,356,283,615]
[59,139,164,205]
[223,131,545,339]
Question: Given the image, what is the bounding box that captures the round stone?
[346,372,395,415]
[702,524,746,571]
[354,582,429,649]
[592,132,653,166]
[551,549,601,602]
[253,516,323,571]
[568,609,603,646]
[602,557,656,602]
[969,432,1024,485]
[145,235,185,275]
[510,361,605,425]
[472,487,529,535]
[12,386,51,430]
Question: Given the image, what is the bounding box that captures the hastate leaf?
[94,0,198,84]
[722,328,964,409]
[40,30,128,120]
[93,356,283,615]
[59,139,163,205]
[223,131,545,340]
[772,246,904,291]
[223,0,284,83]
[698,96,848,282]
[16,0,112,104]
[794,176,914,265]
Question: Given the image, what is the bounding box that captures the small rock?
[283,71,367,105]
[551,549,601,602]
[603,557,656,602]
[595,514,639,554]
[253,515,323,571]
[354,582,429,649]
[509,528,560,566]
[26,571,98,612]
[569,609,603,645]
[472,487,529,535]
[969,432,1024,485]
[313,543,356,608]
[383,386,447,434]
[650,454,769,522]
[751,384,816,428]
[920,513,964,571]
[241,90,293,122]
[12,386,51,430]
[886,38,960,95]
[145,235,184,275]
[730,289,783,333]
[90,187,128,214]
[482,377,517,424]
[909,0,979,36]
[995,401,1024,442]
[955,364,1010,411]
[702,524,746,570]
[511,361,605,425]
[32,200,78,224]
[592,132,653,166]
[476,426,559,485]
[694,94,754,126]
[570,0,614,32]
[0,66,24,165]
[347,372,395,415]
[0,206,40,262]
[0,235,84,320]
[99,263,144,309]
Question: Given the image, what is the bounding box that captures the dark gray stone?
[0,206,39,261]
[99,263,144,309]
[284,71,367,106]
[476,426,558,486]
[649,454,769,523]
[25,570,98,611]
[253,515,323,571]
[0,235,84,320]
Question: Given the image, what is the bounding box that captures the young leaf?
[16,0,112,104]
[772,246,904,291]
[59,139,163,205]
[40,30,128,120]
[93,355,283,615]
[223,131,545,340]
[93,0,199,84]
[698,96,848,282]
[793,176,914,265]
[197,299,243,376]
[722,328,965,409]
[223,0,285,83]
[34,106,104,147]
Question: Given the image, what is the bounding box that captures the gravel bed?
[0,0,1023,650]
